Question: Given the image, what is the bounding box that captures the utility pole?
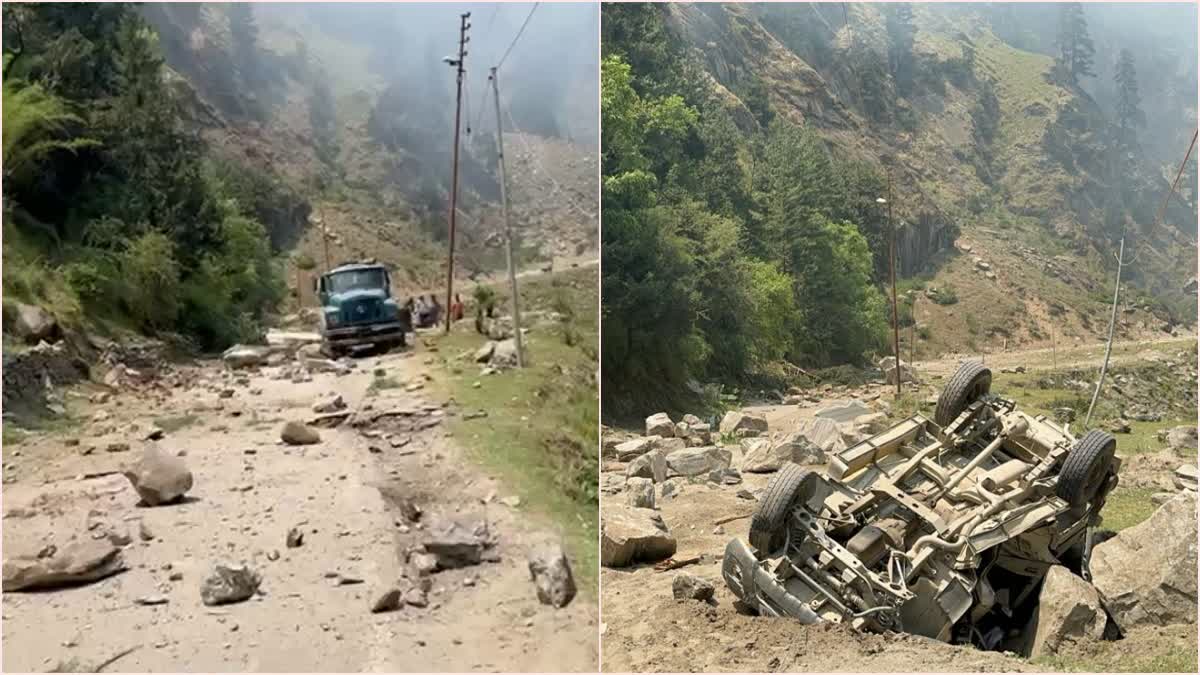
[444,12,470,333]
[490,66,525,367]
[320,202,331,272]
[879,172,901,395]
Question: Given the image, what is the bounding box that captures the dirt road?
[2,344,597,672]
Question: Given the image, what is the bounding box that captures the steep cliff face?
[659,2,1195,351]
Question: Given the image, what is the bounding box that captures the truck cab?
[314,263,411,357]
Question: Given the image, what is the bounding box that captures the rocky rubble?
[601,505,676,567]
[2,539,127,591]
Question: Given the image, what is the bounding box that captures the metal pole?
[1084,236,1125,428]
[888,174,901,395]
[445,12,470,333]
[491,67,525,367]
[320,203,331,272]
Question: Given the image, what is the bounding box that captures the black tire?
[934,361,993,426]
[749,463,815,557]
[1055,430,1117,508]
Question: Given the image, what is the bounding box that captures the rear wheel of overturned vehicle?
[934,360,993,427]
[749,463,817,558]
[1055,429,1117,508]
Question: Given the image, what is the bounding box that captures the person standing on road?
[450,293,465,322]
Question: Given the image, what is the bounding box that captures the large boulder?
[626,449,667,483]
[614,437,658,462]
[795,417,847,455]
[281,421,321,445]
[718,411,768,437]
[813,400,872,424]
[740,433,825,473]
[122,444,193,506]
[2,539,127,591]
[1029,566,1107,658]
[12,303,59,344]
[645,412,675,437]
[672,573,714,601]
[1090,493,1197,631]
[626,477,656,509]
[490,339,519,368]
[1174,465,1197,492]
[1166,426,1198,452]
[665,446,731,478]
[879,356,918,385]
[527,544,577,608]
[222,344,271,370]
[601,505,676,567]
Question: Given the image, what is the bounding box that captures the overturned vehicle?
[723,361,1120,650]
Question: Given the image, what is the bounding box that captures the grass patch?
[1032,631,1198,673]
[1100,487,1159,532]
[2,424,29,446]
[430,267,598,596]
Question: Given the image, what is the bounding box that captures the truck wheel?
[1055,430,1117,508]
[749,463,816,557]
[934,360,992,426]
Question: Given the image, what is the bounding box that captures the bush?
[120,231,181,331]
[931,284,959,305]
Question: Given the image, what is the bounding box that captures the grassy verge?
[1032,625,1199,672]
[427,267,598,596]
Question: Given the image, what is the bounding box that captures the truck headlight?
[324,309,341,327]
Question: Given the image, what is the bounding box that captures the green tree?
[885,3,916,97]
[1,60,99,194]
[1113,49,1144,150]
[1055,3,1095,86]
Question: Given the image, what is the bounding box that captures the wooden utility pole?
[444,12,470,333]
[320,202,331,272]
[490,66,525,367]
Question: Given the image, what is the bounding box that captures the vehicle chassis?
[723,362,1120,650]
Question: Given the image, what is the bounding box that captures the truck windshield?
[325,268,386,294]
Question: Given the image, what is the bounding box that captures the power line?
[496,2,539,72]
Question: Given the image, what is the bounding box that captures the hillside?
[666,2,1196,356]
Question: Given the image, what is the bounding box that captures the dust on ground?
[2,340,597,672]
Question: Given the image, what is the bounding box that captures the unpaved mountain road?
[2,343,597,672]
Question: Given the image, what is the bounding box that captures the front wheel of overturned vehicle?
[1055,429,1117,508]
[934,360,992,426]
[749,463,816,558]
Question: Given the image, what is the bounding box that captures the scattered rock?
[614,437,657,462]
[527,544,577,608]
[626,477,656,509]
[1029,565,1106,657]
[473,342,497,363]
[1174,464,1198,492]
[105,442,130,453]
[222,345,271,370]
[424,532,486,569]
[794,417,847,455]
[600,505,676,567]
[1090,493,1197,631]
[813,399,872,424]
[1166,426,1198,451]
[740,433,825,473]
[371,588,403,613]
[672,573,715,601]
[285,527,304,548]
[280,421,321,445]
[626,449,667,483]
[489,339,519,368]
[200,563,262,606]
[645,412,675,437]
[2,539,127,591]
[718,412,768,437]
[878,356,918,385]
[404,586,429,608]
[138,521,154,542]
[135,594,169,606]
[122,445,193,506]
[312,393,346,414]
[12,303,59,344]
[665,446,731,477]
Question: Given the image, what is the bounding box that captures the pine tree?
[1113,49,1145,149]
[885,3,916,97]
[1055,3,1095,85]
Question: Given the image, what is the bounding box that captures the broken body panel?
[723,363,1119,650]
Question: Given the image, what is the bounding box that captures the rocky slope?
[661,3,1197,356]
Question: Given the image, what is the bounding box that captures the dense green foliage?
[1054,3,1096,85]
[601,5,888,416]
[2,4,290,349]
